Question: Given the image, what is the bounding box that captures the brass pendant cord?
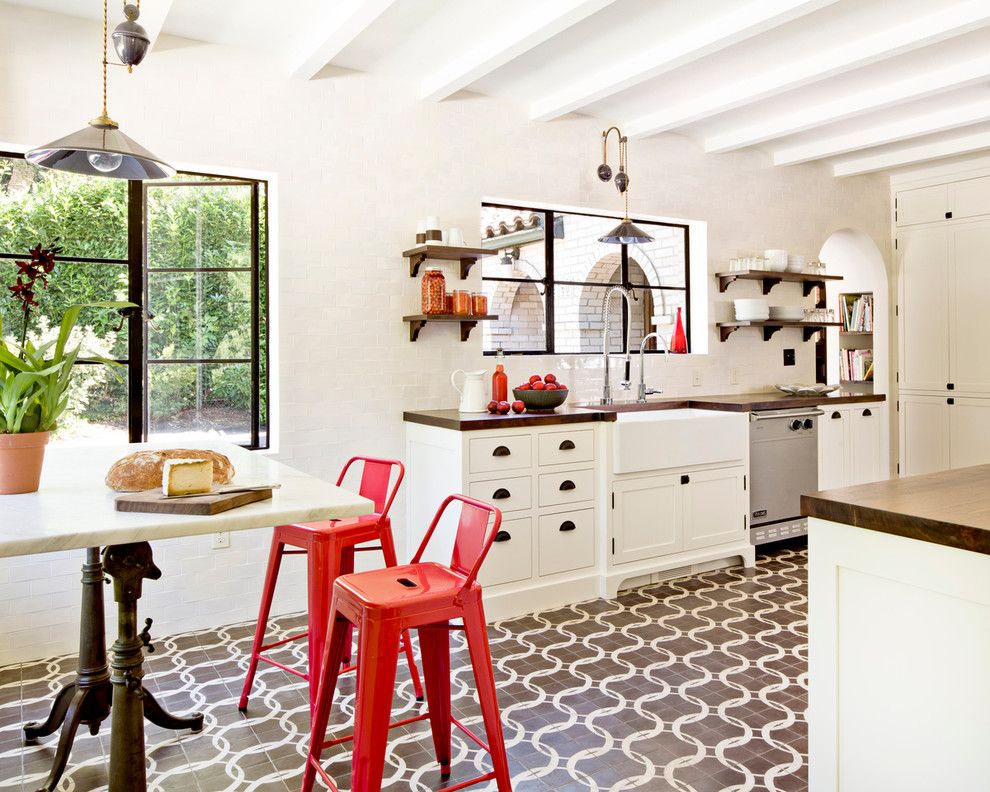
[101,0,108,118]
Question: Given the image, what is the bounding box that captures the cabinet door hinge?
[895,238,898,250]
[611,537,615,555]
[743,474,747,490]
[896,371,899,382]
[895,304,899,316]
[897,463,901,474]
[743,515,747,531]
[896,400,900,412]
[611,491,615,509]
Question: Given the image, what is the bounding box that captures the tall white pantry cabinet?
[895,174,990,476]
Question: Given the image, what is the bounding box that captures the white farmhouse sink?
[612,408,748,474]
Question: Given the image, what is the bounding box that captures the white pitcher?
[451,369,488,413]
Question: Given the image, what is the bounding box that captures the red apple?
[556,383,567,390]
[544,373,557,384]
[545,383,558,391]
[528,375,542,384]
[532,381,547,390]
[487,400,499,414]
[496,401,511,415]
[517,382,531,390]
[511,401,525,414]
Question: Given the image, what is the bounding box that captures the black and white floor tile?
[0,542,808,792]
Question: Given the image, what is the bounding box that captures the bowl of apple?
[513,374,569,412]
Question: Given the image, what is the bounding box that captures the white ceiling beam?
[529,0,838,122]
[139,0,172,50]
[626,1,990,139]
[290,0,400,80]
[420,0,618,103]
[705,53,990,153]
[773,99,990,166]
[833,131,990,176]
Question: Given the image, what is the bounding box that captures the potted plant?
[0,244,130,494]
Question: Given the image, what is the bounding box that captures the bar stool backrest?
[336,457,404,518]
[411,494,503,591]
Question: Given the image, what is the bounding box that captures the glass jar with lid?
[452,289,472,316]
[421,269,446,315]
[471,292,488,316]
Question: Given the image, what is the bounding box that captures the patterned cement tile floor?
[0,541,807,792]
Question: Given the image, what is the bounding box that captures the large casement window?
[480,203,690,355]
[0,154,269,448]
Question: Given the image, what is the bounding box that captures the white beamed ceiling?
[8,0,990,175]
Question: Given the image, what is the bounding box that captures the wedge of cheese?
[162,458,214,496]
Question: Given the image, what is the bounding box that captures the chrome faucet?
[638,331,669,402]
[601,285,633,405]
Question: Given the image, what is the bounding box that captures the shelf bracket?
[408,253,429,278]
[408,319,427,342]
[717,274,738,293]
[803,325,825,342]
[719,325,741,342]
[460,320,478,342]
[761,277,781,295]
[762,325,783,341]
[459,258,477,280]
[803,280,823,297]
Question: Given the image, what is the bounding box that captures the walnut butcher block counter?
[803,464,990,792]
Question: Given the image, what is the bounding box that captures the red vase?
[671,307,688,354]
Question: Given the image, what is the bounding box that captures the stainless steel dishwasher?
[749,407,823,545]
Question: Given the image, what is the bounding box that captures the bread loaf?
[106,449,235,492]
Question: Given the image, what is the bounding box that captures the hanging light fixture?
[26,0,173,180]
[596,126,653,245]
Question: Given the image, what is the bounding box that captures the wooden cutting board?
[115,488,273,515]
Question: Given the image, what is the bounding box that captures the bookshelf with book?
[838,292,874,394]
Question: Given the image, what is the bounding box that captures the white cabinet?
[948,398,990,469]
[899,226,950,392]
[612,474,681,565]
[949,222,990,394]
[682,467,746,551]
[899,394,950,476]
[818,402,886,488]
[950,176,990,220]
[896,184,948,226]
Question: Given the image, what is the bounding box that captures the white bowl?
[734,298,769,307]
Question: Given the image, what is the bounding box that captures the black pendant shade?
[599,218,654,245]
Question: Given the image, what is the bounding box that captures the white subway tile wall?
[0,5,890,664]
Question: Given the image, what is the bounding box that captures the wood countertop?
[802,465,990,556]
[404,392,885,430]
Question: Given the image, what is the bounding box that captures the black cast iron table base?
[22,545,204,792]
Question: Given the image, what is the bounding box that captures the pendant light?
[26,0,173,180]
[596,126,653,245]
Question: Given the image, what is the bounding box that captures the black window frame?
[0,152,270,449]
[481,201,691,356]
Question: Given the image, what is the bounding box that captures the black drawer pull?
[947,383,955,390]
[831,411,842,420]
[862,408,872,417]
[948,398,955,405]
[558,439,576,451]
[494,530,511,543]
[492,445,511,457]
[559,479,576,491]
[492,488,511,500]
[680,474,690,485]
[559,521,576,532]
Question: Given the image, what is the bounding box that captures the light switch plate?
[692,370,703,387]
[212,531,230,550]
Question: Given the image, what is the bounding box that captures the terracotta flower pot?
[0,431,51,495]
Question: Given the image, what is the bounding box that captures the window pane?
[627,223,687,287]
[147,270,251,360]
[0,157,128,259]
[553,284,676,355]
[147,184,253,269]
[0,261,128,359]
[552,212,622,284]
[55,365,128,444]
[481,279,546,353]
[647,289,688,350]
[148,362,251,444]
[480,206,545,279]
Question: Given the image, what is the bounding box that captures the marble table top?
[0,442,373,559]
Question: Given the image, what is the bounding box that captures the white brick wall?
[0,5,891,665]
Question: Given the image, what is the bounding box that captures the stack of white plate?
[735,298,769,321]
[764,249,788,272]
[787,254,805,273]
[769,305,805,321]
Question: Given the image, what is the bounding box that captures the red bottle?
[671,307,688,354]
[492,364,507,402]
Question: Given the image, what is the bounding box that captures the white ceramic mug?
[446,227,465,247]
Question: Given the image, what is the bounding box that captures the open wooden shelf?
[403,244,495,278]
[717,320,842,342]
[716,268,843,296]
[403,314,498,342]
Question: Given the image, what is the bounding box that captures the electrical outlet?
[212,531,230,550]
[729,368,739,385]
[692,370,703,387]
[783,349,796,366]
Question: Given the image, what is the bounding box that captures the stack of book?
[840,349,874,383]
[841,294,874,332]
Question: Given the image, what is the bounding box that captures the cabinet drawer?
[538,469,595,508]
[538,429,594,466]
[538,508,594,577]
[468,475,532,513]
[468,435,532,474]
[479,517,532,588]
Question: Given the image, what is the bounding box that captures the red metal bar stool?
[238,456,424,714]
[301,494,512,792]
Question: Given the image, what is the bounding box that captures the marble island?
[802,465,990,792]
